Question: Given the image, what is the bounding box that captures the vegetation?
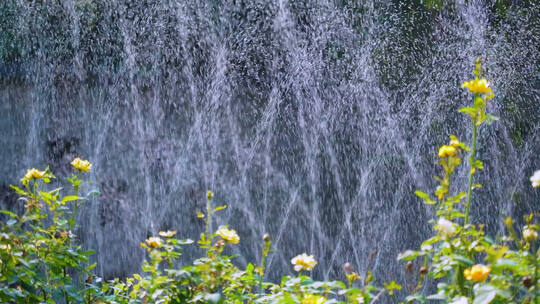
[0,60,538,303]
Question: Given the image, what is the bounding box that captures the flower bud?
[405,261,413,273]
[263,233,271,242]
[207,190,214,200]
[522,276,533,288]
[343,262,353,273]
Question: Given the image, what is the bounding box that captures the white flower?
[530,170,540,188]
[437,218,456,237]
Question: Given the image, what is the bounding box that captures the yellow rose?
[438,145,456,158]
[71,157,92,172]
[216,226,240,244]
[523,228,538,242]
[20,168,46,185]
[145,237,162,248]
[302,294,326,304]
[346,272,362,282]
[461,78,493,94]
[291,253,317,272]
[464,265,490,282]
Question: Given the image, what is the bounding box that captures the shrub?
[398,59,539,304]
[1,161,103,303]
[0,59,538,304]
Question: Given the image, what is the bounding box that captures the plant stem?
[259,240,270,296]
[464,115,478,225]
[205,197,212,238]
[533,242,538,302]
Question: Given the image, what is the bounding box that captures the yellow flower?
[302,294,326,304]
[464,265,490,282]
[216,226,240,244]
[291,253,317,272]
[145,237,162,248]
[346,272,362,282]
[438,145,456,158]
[530,170,540,188]
[71,157,92,172]
[461,78,492,94]
[20,168,46,185]
[523,228,538,242]
[158,230,177,238]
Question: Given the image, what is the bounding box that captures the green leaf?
[453,254,474,266]
[458,107,477,118]
[484,114,499,125]
[6,219,17,227]
[86,263,97,271]
[421,236,439,247]
[494,258,519,271]
[0,210,17,218]
[473,160,484,170]
[384,281,402,296]
[450,297,469,304]
[406,294,427,304]
[415,190,435,205]
[213,205,227,212]
[87,190,100,197]
[426,293,447,301]
[17,258,30,268]
[473,284,496,304]
[245,263,254,273]
[61,195,82,204]
[9,185,27,196]
[397,250,421,261]
[204,293,222,304]
[449,210,466,218]
[178,238,194,245]
[39,191,55,204]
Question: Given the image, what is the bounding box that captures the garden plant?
[0,60,538,303]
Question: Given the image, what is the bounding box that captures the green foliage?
[399,59,539,304]
[1,59,538,304]
[0,165,102,303]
